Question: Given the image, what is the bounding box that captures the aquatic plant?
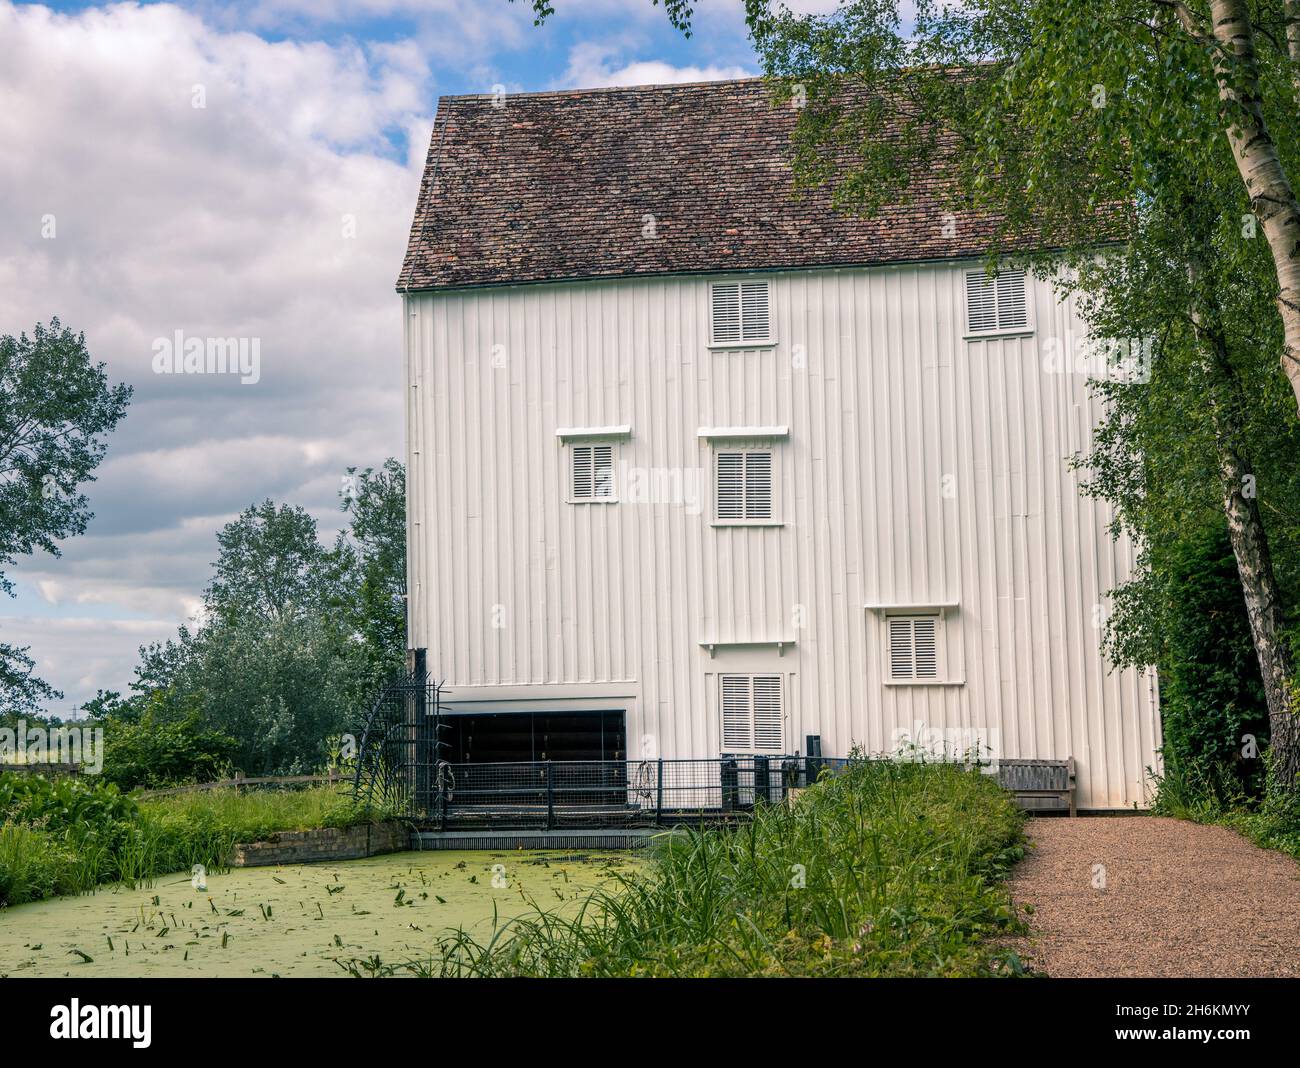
[387,760,1027,978]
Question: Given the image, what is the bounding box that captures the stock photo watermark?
[151,330,261,384]
[0,719,103,774]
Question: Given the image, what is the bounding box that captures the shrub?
[97,713,237,791]
[1155,525,1270,806]
[0,772,137,831]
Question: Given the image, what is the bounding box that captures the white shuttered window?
[888,616,940,681]
[570,443,615,501]
[710,281,772,344]
[715,449,774,521]
[720,674,784,753]
[965,269,1029,334]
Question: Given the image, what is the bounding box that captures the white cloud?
[1,616,184,716]
[0,0,435,709]
[558,41,753,89]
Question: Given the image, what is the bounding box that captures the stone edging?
[229,821,409,867]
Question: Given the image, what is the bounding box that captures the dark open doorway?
[443,709,626,764]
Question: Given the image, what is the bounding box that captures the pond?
[0,849,638,977]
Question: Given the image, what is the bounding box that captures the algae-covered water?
[0,850,636,978]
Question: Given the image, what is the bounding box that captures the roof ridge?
[437,76,768,103]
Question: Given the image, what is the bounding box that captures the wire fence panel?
[352,676,845,829]
[416,757,823,829]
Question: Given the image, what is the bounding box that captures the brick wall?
[230,821,409,867]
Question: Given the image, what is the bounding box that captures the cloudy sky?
[0,0,778,715]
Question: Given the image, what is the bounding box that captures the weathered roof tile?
[398,77,1016,292]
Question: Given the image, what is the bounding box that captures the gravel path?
[1008,816,1300,977]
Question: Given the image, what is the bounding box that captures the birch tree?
[737,0,1300,793]
[1159,1,1300,412]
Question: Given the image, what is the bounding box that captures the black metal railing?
[417,756,827,830]
[350,673,853,830]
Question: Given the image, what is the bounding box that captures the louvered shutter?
[712,281,771,343]
[995,270,1028,329]
[572,445,594,499]
[889,616,941,680]
[592,443,614,498]
[967,269,1027,332]
[966,272,998,333]
[744,451,773,519]
[711,283,741,344]
[740,281,770,342]
[912,617,938,679]
[721,675,752,749]
[716,451,745,520]
[720,675,783,753]
[751,675,783,751]
[889,617,915,680]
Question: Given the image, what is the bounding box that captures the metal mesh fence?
[416,756,818,830]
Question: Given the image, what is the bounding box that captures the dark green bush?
[1156,525,1270,804]
[0,772,137,831]
[97,712,238,791]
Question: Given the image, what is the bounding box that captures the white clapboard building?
[397,79,1161,810]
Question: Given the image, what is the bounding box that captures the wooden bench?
[995,757,1076,816]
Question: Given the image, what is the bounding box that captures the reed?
[0,775,396,906]
[389,759,1028,978]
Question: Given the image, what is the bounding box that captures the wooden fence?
[137,769,346,799]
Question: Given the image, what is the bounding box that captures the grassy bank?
[0,774,391,907]
[1151,760,1300,862]
[378,760,1027,978]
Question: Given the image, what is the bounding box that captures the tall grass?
[0,823,81,906]
[0,779,399,907]
[375,760,1026,978]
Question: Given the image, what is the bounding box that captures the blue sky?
[0,0,790,715]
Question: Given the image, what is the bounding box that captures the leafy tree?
[125,478,407,775]
[131,615,372,775]
[79,689,138,723]
[0,319,131,710]
[1155,525,1271,803]
[0,646,59,716]
[720,0,1300,792]
[329,460,406,678]
[203,500,337,626]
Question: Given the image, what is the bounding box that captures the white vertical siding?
[404,262,1162,809]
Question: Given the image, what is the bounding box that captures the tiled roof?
[398,77,1025,292]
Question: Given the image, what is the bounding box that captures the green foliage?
[122,468,407,775]
[0,772,138,832]
[203,500,335,627]
[1151,526,1270,802]
[96,713,238,791]
[0,823,81,906]
[132,616,374,776]
[329,459,407,684]
[0,318,132,712]
[374,761,1027,978]
[0,778,386,907]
